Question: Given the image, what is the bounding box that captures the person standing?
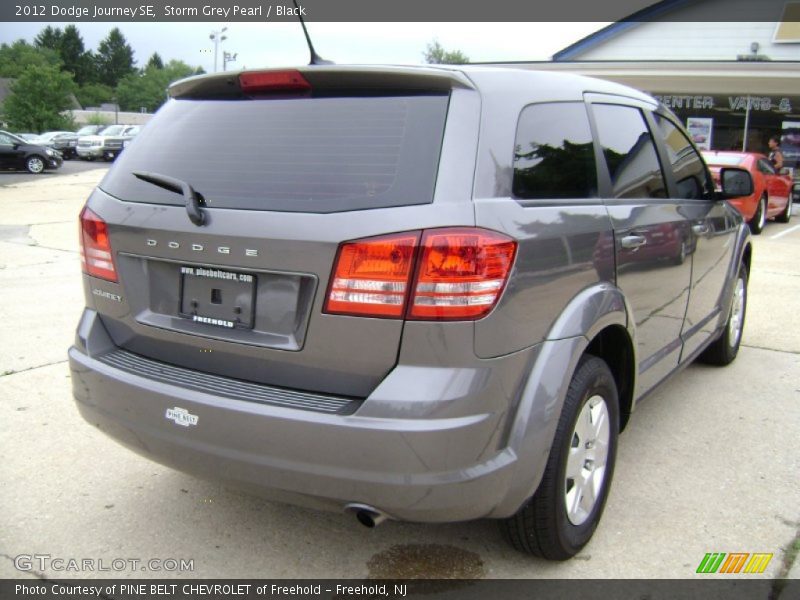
[768,135,784,170]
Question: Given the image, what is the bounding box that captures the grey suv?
[69,66,752,560]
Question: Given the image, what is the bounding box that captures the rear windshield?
[100,95,449,213]
[702,153,745,167]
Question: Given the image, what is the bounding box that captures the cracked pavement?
[0,169,798,588]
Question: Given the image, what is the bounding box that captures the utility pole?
[209,27,227,72]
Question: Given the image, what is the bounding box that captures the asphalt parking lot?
[0,159,106,187]
[0,169,798,588]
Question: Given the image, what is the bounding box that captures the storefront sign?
[655,95,714,110]
[728,96,793,112]
[654,94,793,113]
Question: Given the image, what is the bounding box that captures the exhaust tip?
[345,503,388,528]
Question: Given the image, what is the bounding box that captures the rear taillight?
[79,206,117,282]
[408,228,517,320]
[239,70,312,94]
[325,232,420,318]
[324,228,517,321]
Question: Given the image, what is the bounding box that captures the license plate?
[179,266,256,329]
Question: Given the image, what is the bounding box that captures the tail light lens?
[324,228,516,321]
[324,232,420,318]
[408,228,517,320]
[79,206,117,282]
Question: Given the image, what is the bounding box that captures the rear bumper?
[69,310,547,522]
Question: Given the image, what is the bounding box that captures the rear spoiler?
[168,65,475,100]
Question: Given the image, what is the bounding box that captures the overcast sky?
[2,22,609,71]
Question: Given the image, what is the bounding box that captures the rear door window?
[512,102,598,200]
[592,104,667,199]
[100,95,449,213]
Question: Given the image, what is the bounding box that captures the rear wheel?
[776,197,792,224]
[502,355,619,560]
[25,155,45,174]
[699,263,747,366]
[749,195,766,235]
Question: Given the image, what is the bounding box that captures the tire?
[673,239,687,265]
[25,155,45,174]
[776,197,792,224]
[749,195,766,235]
[699,263,748,366]
[502,355,619,560]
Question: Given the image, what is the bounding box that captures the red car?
[702,151,792,234]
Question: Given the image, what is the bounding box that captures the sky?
[1,22,610,71]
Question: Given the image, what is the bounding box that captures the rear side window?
[513,102,597,200]
[652,114,713,200]
[100,95,449,213]
[592,104,666,199]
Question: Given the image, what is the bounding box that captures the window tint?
[101,95,449,213]
[512,102,597,200]
[702,153,745,167]
[653,114,713,200]
[758,158,775,175]
[592,104,666,199]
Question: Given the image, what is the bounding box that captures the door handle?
[692,223,709,236]
[620,234,647,249]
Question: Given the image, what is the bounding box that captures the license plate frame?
[179,266,256,329]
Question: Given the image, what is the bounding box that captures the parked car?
[70,66,753,560]
[30,131,79,160]
[14,133,38,141]
[75,125,106,137]
[0,130,63,173]
[77,124,140,161]
[702,151,792,234]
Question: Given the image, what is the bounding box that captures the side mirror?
[719,167,753,199]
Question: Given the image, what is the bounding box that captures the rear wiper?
[132,171,206,226]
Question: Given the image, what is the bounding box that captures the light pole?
[209,27,227,73]
[223,51,238,71]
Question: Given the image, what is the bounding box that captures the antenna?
[292,0,333,65]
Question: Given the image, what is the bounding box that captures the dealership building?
[493,0,800,166]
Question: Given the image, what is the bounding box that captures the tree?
[423,40,469,65]
[86,112,111,126]
[3,63,76,132]
[34,26,63,51]
[58,25,94,86]
[146,52,164,70]
[0,40,61,78]
[116,59,197,112]
[95,28,136,87]
[76,83,115,109]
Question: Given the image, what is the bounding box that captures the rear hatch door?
[86,67,478,398]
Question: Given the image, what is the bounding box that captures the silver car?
[77,124,140,161]
[69,66,752,559]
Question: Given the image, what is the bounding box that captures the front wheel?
[25,155,45,174]
[749,195,766,235]
[699,263,748,366]
[502,355,619,560]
